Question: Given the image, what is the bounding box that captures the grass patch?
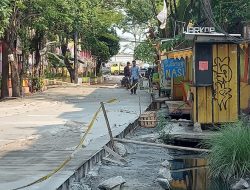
[204,120,250,179]
[156,113,173,144]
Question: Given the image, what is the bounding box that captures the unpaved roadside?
[82,127,199,190]
[0,84,151,190]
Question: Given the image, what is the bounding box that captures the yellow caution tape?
[75,106,102,149]
[105,98,118,104]
[13,98,117,190]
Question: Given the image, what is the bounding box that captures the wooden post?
[114,138,211,153]
[139,95,142,115]
[100,102,115,150]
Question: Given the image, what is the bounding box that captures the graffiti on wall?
[213,57,233,111]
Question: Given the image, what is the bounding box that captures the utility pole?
[74,31,78,84]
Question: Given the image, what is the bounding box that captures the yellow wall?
[193,44,238,124]
[239,44,250,112]
[240,82,250,111]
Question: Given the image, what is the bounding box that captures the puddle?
[169,158,230,190]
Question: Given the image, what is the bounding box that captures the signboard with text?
[162,58,186,79]
[199,61,208,71]
[183,27,216,34]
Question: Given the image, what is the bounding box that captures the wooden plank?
[114,138,211,153]
[228,44,238,121]
[206,86,213,123]
[213,44,219,123]
[197,87,206,123]
[101,102,115,150]
[190,87,197,122]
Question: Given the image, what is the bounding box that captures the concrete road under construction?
[0,80,151,190]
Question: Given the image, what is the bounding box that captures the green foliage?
[161,35,192,51]
[0,0,12,37]
[204,120,250,179]
[123,0,157,25]
[134,40,157,64]
[156,113,173,144]
[83,29,120,64]
[212,0,250,33]
[47,53,64,68]
[31,77,44,91]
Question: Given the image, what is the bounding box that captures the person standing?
[123,62,130,89]
[130,60,140,95]
[124,62,130,77]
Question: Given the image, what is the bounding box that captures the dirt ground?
[82,127,198,190]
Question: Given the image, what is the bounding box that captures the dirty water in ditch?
[83,128,230,190]
[169,157,230,190]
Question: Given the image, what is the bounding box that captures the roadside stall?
[161,49,193,100]
[159,48,193,116]
[185,30,242,124]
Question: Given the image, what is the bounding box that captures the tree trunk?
[19,53,26,96]
[34,46,41,76]
[1,42,9,98]
[173,0,178,18]
[96,59,102,75]
[61,42,75,82]
[202,0,212,26]
[74,31,78,84]
[10,52,20,97]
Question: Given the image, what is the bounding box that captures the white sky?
[116,27,147,54]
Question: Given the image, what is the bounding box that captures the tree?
[211,0,250,33]
[134,40,157,63]
[0,0,12,98]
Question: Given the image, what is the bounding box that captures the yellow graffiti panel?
[213,44,238,123]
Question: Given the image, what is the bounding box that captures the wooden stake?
[114,138,211,153]
[170,165,208,173]
[139,95,142,115]
[101,102,115,150]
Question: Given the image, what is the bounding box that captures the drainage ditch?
[72,104,230,190]
[78,127,230,190]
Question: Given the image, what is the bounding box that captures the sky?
[116,27,147,55]
[116,28,135,54]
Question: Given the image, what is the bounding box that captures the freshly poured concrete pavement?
[0,83,151,190]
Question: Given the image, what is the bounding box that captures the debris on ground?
[193,122,202,133]
[155,178,171,190]
[70,182,91,190]
[98,176,126,190]
[232,178,249,190]
[158,167,172,180]
[160,160,170,168]
[114,142,127,157]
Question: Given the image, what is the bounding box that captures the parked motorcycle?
[121,76,131,89]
